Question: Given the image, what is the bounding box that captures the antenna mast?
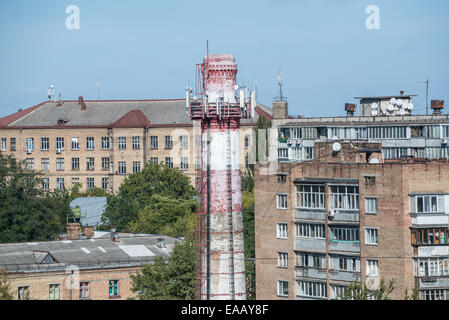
[97,80,101,100]
[277,70,284,101]
[420,75,429,115]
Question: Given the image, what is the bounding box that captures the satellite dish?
[396,99,403,106]
[332,136,339,140]
[234,85,239,91]
[399,108,406,116]
[381,106,387,114]
[332,142,341,152]
[328,209,336,218]
[371,102,378,109]
[369,158,380,164]
[408,103,414,110]
[371,109,378,116]
[390,98,397,105]
[387,104,395,112]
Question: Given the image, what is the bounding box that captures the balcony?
[411,214,449,227]
[330,210,359,223]
[296,266,327,280]
[416,245,449,257]
[330,240,360,253]
[296,209,326,221]
[418,276,449,289]
[329,270,361,283]
[295,237,326,253]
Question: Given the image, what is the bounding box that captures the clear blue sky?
[0,0,448,117]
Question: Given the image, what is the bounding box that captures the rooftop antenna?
[48,85,54,101]
[97,80,101,100]
[419,74,429,115]
[277,70,284,101]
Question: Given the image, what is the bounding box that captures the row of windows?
[383,147,449,159]
[410,195,445,214]
[411,228,448,245]
[46,177,111,191]
[1,135,191,152]
[415,258,449,277]
[279,223,378,245]
[17,280,120,300]
[25,157,190,172]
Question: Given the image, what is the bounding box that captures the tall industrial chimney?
[187,54,254,300]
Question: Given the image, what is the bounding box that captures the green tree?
[0,154,71,243]
[127,195,196,238]
[0,269,13,300]
[242,168,256,299]
[131,239,195,300]
[69,183,107,202]
[341,277,395,300]
[99,162,195,231]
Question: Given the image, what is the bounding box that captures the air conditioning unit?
[328,209,336,219]
[287,139,293,146]
[56,149,61,154]
[442,138,448,145]
[26,149,32,154]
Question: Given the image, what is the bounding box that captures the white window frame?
[86,137,94,150]
[295,184,325,209]
[277,280,289,297]
[365,197,377,214]
[41,137,49,151]
[296,223,325,239]
[56,137,64,151]
[101,137,110,150]
[71,137,79,151]
[278,252,288,268]
[365,228,378,245]
[41,158,50,171]
[180,135,188,150]
[276,193,288,210]
[132,136,140,150]
[366,259,379,276]
[118,161,126,174]
[118,137,126,150]
[181,157,188,170]
[276,223,288,239]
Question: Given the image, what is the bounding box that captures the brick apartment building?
[255,141,449,300]
[0,226,180,300]
[0,97,272,192]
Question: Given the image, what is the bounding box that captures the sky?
[0,0,448,118]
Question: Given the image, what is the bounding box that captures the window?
[49,284,60,300]
[109,280,119,297]
[86,157,95,171]
[72,178,79,185]
[278,148,288,159]
[330,185,359,210]
[102,178,109,191]
[277,174,287,182]
[369,126,407,139]
[80,282,90,299]
[297,281,327,299]
[56,137,64,151]
[277,223,288,239]
[383,147,408,159]
[180,135,188,149]
[297,253,326,269]
[420,289,449,300]
[56,178,64,190]
[411,228,449,245]
[118,161,126,174]
[41,178,49,191]
[296,184,325,209]
[331,285,349,300]
[86,137,94,150]
[86,178,94,190]
[132,136,140,150]
[101,157,110,171]
[41,137,49,151]
[365,198,377,214]
[0,138,6,151]
[133,161,141,174]
[71,137,79,150]
[411,195,444,214]
[150,136,158,149]
[101,137,110,150]
[26,158,34,171]
[330,227,360,242]
[364,176,376,186]
[18,286,30,300]
[150,157,158,165]
[365,228,378,245]
[165,136,173,149]
[181,157,188,170]
[72,158,80,171]
[118,137,126,150]
[41,158,49,171]
[415,257,449,277]
[278,252,288,268]
[411,126,425,138]
[277,194,287,209]
[277,281,289,297]
[56,158,65,171]
[330,256,360,272]
[296,223,325,239]
[26,138,34,152]
[165,157,173,168]
[245,155,249,169]
[366,260,379,276]
[290,147,315,161]
[10,138,16,151]
[244,134,250,149]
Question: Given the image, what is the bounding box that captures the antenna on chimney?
[97,80,101,100]
[277,70,284,101]
[48,85,54,101]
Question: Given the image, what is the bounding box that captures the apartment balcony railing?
[296,266,327,280]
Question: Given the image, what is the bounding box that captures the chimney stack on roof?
[110,226,119,242]
[82,226,94,239]
[345,103,356,117]
[431,100,444,115]
[272,101,288,119]
[66,223,81,240]
[78,96,86,110]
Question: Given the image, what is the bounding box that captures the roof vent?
[345,103,356,116]
[78,96,86,110]
[156,238,166,248]
[431,100,444,115]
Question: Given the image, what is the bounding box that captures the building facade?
[255,141,449,300]
[0,231,179,300]
[0,98,271,192]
